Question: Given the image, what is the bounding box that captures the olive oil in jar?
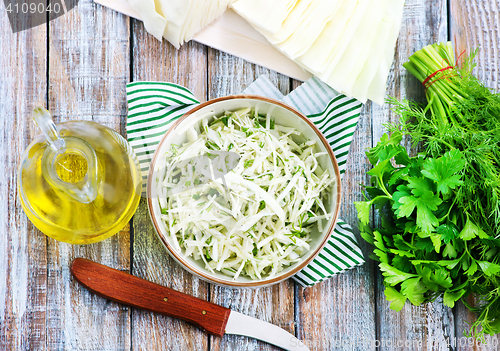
[18,109,142,245]
[55,153,88,183]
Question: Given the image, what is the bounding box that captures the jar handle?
[33,107,65,151]
[34,107,100,204]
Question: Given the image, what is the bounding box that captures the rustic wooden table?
[1,1,499,350]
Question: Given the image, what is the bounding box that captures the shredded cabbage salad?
[157,107,335,280]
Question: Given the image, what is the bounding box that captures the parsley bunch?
[398,42,500,238]
[356,43,500,340]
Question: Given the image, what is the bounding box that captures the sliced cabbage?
[128,0,233,48]
[158,108,334,280]
[231,0,405,104]
[230,0,298,35]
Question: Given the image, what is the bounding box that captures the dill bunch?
[389,42,500,239]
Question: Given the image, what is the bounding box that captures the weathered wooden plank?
[206,50,294,351]
[450,0,499,90]
[290,83,377,350]
[450,1,500,349]
[130,20,209,351]
[0,6,48,351]
[131,21,207,102]
[453,295,500,351]
[371,1,455,350]
[46,1,132,349]
[208,51,290,99]
[2,1,498,350]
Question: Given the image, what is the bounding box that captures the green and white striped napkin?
[126,76,364,287]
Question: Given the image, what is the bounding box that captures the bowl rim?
[147,94,342,287]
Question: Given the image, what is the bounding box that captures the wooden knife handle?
[70,258,231,337]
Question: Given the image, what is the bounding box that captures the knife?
[70,258,309,351]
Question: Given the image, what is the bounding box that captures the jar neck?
[42,136,100,204]
[33,106,100,203]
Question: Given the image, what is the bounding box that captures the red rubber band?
[422,49,466,93]
[422,66,453,89]
[456,49,467,66]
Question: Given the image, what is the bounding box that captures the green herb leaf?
[437,223,460,244]
[396,191,442,232]
[442,242,458,258]
[421,149,465,195]
[392,185,412,212]
[477,261,500,277]
[429,233,442,253]
[400,277,427,305]
[392,255,413,272]
[384,286,407,311]
[466,260,478,276]
[359,225,374,245]
[443,289,466,308]
[354,201,371,226]
[389,249,415,258]
[208,188,219,197]
[367,159,393,179]
[460,218,489,240]
[366,132,403,165]
[435,258,461,269]
[414,237,435,253]
[426,267,453,289]
[393,235,417,251]
[379,263,418,285]
[407,177,434,197]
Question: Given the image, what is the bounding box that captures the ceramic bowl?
[147,95,342,287]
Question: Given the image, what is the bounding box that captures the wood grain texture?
[0,4,48,350]
[2,0,500,349]
[372,1,457,350]
[207,50,294,351]
[450,0,500,90]
[46,1,132,350]
[131,19,209,351]
[131,199,209,351]
[450,1,500,349]
[291,83,377,350]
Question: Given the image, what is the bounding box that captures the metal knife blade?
[225,311,310,351]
